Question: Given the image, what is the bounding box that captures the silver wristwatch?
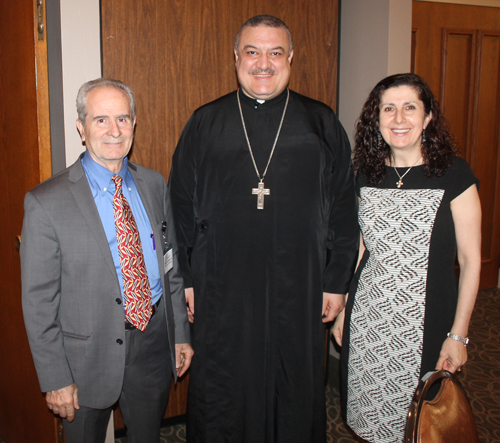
[447,332,469,346]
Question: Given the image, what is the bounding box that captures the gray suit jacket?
[21,155,190,409]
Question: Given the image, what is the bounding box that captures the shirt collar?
[82,151,131,191]
[238,87,289,109]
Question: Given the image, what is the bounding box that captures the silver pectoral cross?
[252,180,270,209]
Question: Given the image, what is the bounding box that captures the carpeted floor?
[116,287,500,443]
[460,286,500,442]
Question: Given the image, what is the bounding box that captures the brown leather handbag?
[405,370,479,443]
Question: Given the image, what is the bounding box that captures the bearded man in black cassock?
[169,14,359,443]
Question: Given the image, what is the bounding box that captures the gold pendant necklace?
[393,157,422,188]
[237,89,289,209]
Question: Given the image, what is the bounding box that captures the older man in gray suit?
[21,78,193,443]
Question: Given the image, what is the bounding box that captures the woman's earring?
[377,131,383,149]
[422,128,426,145]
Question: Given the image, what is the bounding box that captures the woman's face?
[378,85,432,155]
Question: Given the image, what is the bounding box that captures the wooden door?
[101,0,340,424]
[0,1,55,442]
[412,1,500,290]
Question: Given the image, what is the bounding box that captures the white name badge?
[164,245,173,274]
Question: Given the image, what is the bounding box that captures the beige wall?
[60,0,101,167]
[337,0,412,145]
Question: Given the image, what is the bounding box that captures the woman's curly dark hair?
[353,73,457,185]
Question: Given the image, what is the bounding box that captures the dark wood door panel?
[412,1,500,289]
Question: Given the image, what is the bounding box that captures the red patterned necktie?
[112,175,152,331]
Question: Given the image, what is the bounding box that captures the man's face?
[76,86,136,173]
[235,25,293,100]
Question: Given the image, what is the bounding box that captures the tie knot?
[112,175,123,189]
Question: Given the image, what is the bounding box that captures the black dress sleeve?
[448,157,479,201]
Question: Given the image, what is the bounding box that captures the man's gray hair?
[234,15,293,54]
[76,78,135,125]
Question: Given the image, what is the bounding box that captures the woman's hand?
[435,336,468,373]
[332,308,345,347]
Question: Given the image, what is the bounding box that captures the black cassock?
[169,88,358,443]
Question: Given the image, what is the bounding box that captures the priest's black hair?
[354,73,457,185]
[234,15,293,53]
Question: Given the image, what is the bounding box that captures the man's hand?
[175,343,194,377]
[322,293,346,323]
[185,288,195,323]
[45,383,79,422]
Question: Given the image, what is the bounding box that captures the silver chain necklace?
[237,88,289,209]
[393,156,422,188]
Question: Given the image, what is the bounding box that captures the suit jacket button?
[116,339,123,345]
[116,298,122,305]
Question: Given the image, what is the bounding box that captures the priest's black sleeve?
[323,116,359,294]
[169,114,197,288]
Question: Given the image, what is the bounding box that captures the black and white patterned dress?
[340,157,478,443]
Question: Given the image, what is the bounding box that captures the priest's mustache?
[249,68,277,75]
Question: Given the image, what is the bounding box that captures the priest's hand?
[45,383,79,422]
[185,287,195,323]
[175,343,194,377]
[322,292,346,323]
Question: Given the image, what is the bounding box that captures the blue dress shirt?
[82,152,162,306]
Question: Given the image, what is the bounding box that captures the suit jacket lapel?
[67,156,118,282]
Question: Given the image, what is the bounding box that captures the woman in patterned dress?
[333,73,481,443]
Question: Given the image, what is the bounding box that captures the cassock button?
[116,298,122,305]
[116,339,123,345]
[197,220,209,234]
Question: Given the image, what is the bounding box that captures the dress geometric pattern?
[112,175,152,332]
[347,187,444,443]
